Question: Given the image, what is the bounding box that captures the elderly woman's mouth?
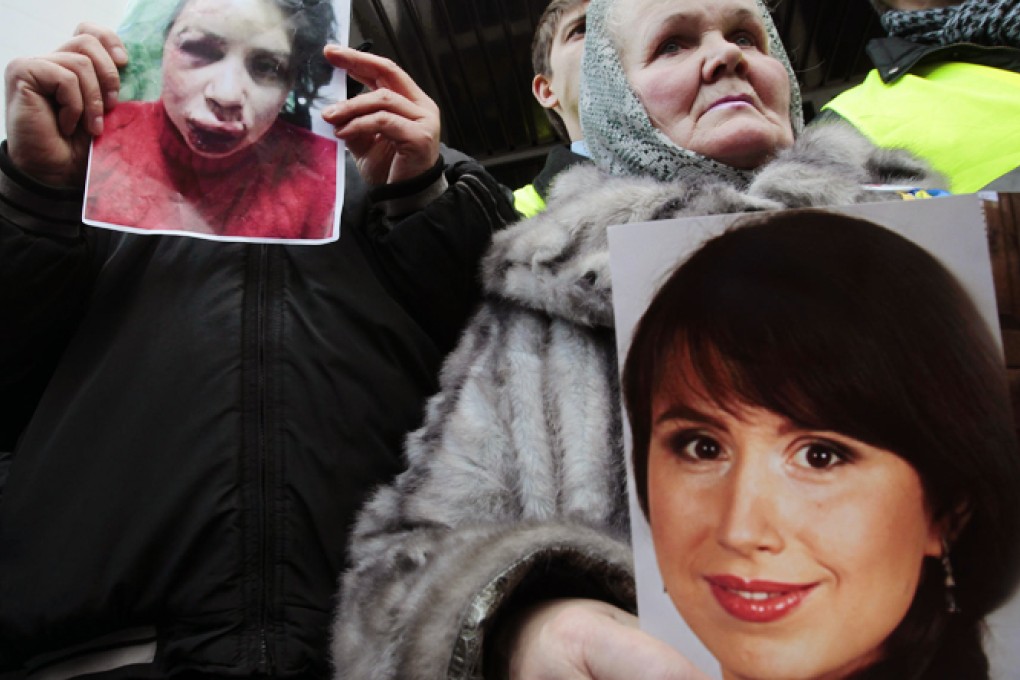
[705,95,756,114]
[186,120,247,155]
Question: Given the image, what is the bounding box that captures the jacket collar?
[533,146,590,200]
[867,36,1020,83]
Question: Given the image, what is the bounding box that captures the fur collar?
[482,121,942,329]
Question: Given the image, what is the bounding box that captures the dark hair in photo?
[621,209,1020,680]
[167,0,337,122]
[531,0,586,142]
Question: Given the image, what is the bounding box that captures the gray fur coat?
[330,122,941,680]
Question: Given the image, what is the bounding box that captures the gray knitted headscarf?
[580,0,804,184]
[870,0,1020,48]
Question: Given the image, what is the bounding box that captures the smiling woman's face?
[162,0,293,157]
[615,0,794,169]
[646,381,941,680]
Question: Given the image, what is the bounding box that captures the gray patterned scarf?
[580,0,804,184]
[871,0,1020,48]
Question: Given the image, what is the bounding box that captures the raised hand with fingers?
[321,45,441,186]
[4,23,127,188]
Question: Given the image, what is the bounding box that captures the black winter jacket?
[0,146,515,678]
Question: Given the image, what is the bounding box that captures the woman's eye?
[731,32,758,48]
[567,19,586,40]
[179,39,223,63]
[249,55,288,84]
[656,39,682,57]
[794,442,849,470]
[671,433,724,461]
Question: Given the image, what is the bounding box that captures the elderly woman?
[330,0,941,678]
[84,0,339,239]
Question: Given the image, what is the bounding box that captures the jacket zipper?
[252,244,274,674]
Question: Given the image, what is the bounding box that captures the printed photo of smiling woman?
[611,198,1020,680]
[82,0,346,242]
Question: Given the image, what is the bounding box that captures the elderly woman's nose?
[714,461,784,556]
[701,35,748,82]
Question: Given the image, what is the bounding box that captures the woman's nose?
[205,58,248,117]
[714,460,784,556]
[701,35,748,83]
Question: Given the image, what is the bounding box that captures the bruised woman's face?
[645,370,942,680]
[162,0,294,157]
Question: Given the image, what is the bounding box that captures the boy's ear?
[532,73,559,111]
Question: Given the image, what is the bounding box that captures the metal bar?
[821,0,853,86]
[493,0,540,146]
[431,0,493,154]
[464,0,515,150]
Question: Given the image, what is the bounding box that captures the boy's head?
[531,0,588,143]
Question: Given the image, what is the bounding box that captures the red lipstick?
[705,574,816,623]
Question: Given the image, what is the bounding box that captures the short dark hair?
[531,0,586,143]
[622,209,1020,680]
[167,0,337,109]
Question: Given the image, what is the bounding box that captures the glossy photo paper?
[83,0,350,243]
[609,195,1020,680]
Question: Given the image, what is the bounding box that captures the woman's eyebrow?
[177,26,225,44]
[251,47,291,61]
[652,402,723,429]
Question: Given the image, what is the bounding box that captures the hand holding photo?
[83,0,347,242]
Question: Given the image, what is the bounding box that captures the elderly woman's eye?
[732,33,758,48]
[795,441,851,470]
[567,19,586,39]
[655,38,682,58]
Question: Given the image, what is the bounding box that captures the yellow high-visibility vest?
[513,184,547,218]
[824,62,1020,193]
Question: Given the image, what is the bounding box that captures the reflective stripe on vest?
[513,184,547,218]
[823,62,1020,194]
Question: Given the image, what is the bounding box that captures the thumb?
[583,618,711,680]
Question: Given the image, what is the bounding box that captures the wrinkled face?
[616,0,795,169]
[534,1,589,141]
[162,0,293,157]
[646,383,941,680]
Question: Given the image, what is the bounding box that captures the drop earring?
[942,537,960,614]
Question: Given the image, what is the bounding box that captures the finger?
[339,128,384,163]
[59,32,124,110]
[73,22,130,67]
[321,89,427,131]
[584,625,710,680]
[45,51,111,136]
[332,111,436,149]
[322,45,433,109]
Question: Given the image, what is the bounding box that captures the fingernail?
[104,91,118,109]
[112,47,128,63]
[92,116,104,136]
